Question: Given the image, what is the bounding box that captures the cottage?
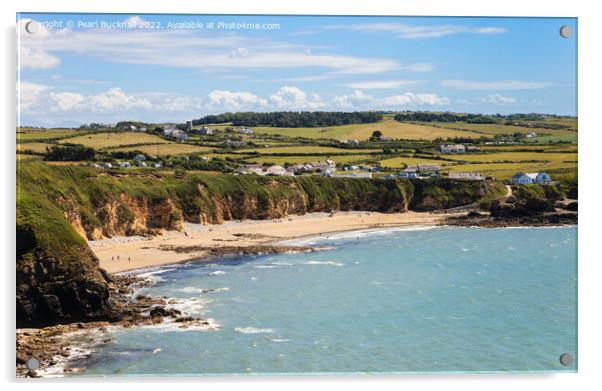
[153,163,163,168]
[186,121,193,130]
[448,172,484,181]
[511,172,552,185]
[526,132,538,138]
[239,127,254,135]
[133,154,146,161]
[198,126,213,135]
[416,163,440,173]
[118,162,131,168]
[345,139,360,146]
[103,162,112,169]
[380,136,393,142]
[440,144,466,154]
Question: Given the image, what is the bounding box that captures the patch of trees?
[44,145,95,161]
[394,111,498,124]
[193,111,383,128]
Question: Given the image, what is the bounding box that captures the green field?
[379,157,451,168]
[61,132,170,149]
[426,121,577,139]
[17,142,54,154]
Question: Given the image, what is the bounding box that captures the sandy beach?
[91,211,458,273]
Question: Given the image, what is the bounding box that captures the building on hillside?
[334,172,373,179]
[440,144,466,154]
[325,159,336,168]
[345,139,360,146]
[511,172,552,185]
[417,163,440,174]
[466,145,481,152]
[448,172,485,181]
[380,136,394,142]
[198,126,213,135]
[137,161,147,167]
[240,127,254,135]
[186,121,193,130]
[118,162,131,168]
[133,154,146,161]
[103,162,112,169]
[399,167,419,179]
[237,164,264,176]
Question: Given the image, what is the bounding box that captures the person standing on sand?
[128,257,131,263]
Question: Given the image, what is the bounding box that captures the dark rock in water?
[149,306,170,318]
[175,316,195,323]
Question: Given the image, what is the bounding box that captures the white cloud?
[400,63,435,72]
[205,90,268,112]
[481,93,517,105]
[19,82,449,126]
[325,23,506,39]
[18,18,401,75]
[442,80,552,90]
[269,86,325,110]
[342,80,422,89]
[19,46,60,69]
[332,90,449,109]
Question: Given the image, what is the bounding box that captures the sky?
[17,13,577,127]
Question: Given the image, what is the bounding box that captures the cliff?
[16,162,503,327]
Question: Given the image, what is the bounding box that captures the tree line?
[192,111,384,128]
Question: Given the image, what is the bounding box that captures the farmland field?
[16,142,54,153]
[379,156,452,168]
[244,154,375,165]
[110,143,216,156]
[17,128,79,142]
[426,121,577,138]
[442,151,577,163]
[215,119,483,141]
[60,132,170,149]
[237,145,379,154]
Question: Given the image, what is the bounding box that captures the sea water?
[70,226,577,375]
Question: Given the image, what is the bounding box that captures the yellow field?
[17,142,54,153]
[111,143,216,156]
[61,132,170,149]
[17,128,78,141]
[379,157,451,168]
[428,121,577,137]
[220,119,483,141]
[237,145,379,154]
[443,151,577,163]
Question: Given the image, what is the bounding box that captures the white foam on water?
[234,327,275,334]
[209,270,226,276]
[304,261,344,266]
[178,286,230,294]
[253,265,277,269]
[153,348,162,354]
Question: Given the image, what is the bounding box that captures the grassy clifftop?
[17,162,504,327]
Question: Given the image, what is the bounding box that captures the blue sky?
[17,13,577,127]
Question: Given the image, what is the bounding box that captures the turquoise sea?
[64,226,577,376]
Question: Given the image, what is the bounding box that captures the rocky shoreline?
[16,273,217,378]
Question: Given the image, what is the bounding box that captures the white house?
[239,127,254,135]
[345,139,360,146]
[118,162,131,168]
[511,172,552,185]
[448,172,484,181]
[440,144,466,154]
[103,162,112,169]
[153,163,162,168]
[325,159,336,168]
